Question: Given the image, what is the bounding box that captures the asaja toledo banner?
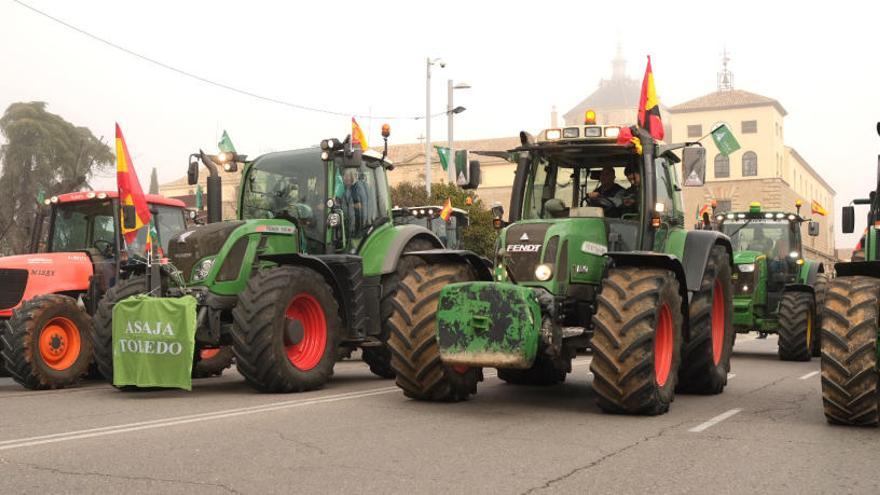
[112,295,197,390]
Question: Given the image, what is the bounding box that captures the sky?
[1,0,878,247]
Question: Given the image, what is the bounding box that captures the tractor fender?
[783,283,814,295]
[799,260,824,286]
[835,260,880,278]
[403,249,494,281]
[682,230,733,293]
[375,225,443,276]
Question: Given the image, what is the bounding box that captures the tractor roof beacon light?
[749,202,761,214]
[795,199,803,215]
[584,109,597,125]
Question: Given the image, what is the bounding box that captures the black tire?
[362,238,437,379]
[777,291,814,362]
[811,273,829,357]
[590,267,683,415]
[0,295,94,390]
[498,355,567,386]
[387,261,479,401]
[92,275,154,383]
[232,266,341,393]
[192,346,234,378]
[0,340,8,377]
[677,245,734,394]
[820,276,880,426]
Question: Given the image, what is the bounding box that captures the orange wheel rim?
[200,348,221,360]
[38,317,81,371]
[711,279,726,365]
[654,304,673,387]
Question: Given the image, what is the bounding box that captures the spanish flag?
[637,56,664,141]
[440,198,453,222]
[811,200,828,216]
[115,124,151,244]
[352,117,368,151]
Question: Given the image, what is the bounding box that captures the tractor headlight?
[193,257,216,281]
[328,212,341,227]
[535,263,553,281]
[738,263,756,273]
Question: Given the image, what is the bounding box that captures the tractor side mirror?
[461,160,481,190]
[187,158,199,185]
[842,206,855,234]
[808,221,820,237]
[682,147,707,187]
[122,205,137,230]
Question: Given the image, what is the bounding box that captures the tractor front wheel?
[590,267,683,415]
[232,266,340,393]
[387,261,480,401]
[811,273,829,357]
[820,276,879,425]
[92,275,156,383]
[192,346,235,378]
[1,294,94,390]
[777,291,815,362]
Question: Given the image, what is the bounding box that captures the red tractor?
[0,191,195,389]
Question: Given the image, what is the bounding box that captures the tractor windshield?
[721,219,800,260]
[241,150,326,249]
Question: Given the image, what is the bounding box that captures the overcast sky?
[1,0,877,246]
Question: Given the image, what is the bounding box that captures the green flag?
[454,150,468,185]
[112,295,197,390]
[711,124,741,156]
[36,189,45,204]
[434,145,451,171]
[218,130,236,153]
[195,184,203,210]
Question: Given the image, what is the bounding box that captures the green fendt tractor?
[392,205,469,249]
[820,122,880,426]
[388,122,735,415]
[92,127,484,392]
[713,202,828,361]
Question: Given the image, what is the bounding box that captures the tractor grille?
[167,221,244,281]
[732,270,755,295]
[0,269,28,310]
[504,223,550,283]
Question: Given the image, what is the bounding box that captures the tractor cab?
[392,206,469,249]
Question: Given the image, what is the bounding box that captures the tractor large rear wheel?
[677,245,733,394]
[92,275,154,382]
[387,261,480,401]
[1,295,93,390]
[232,266,340,393]
[590,267,683,415]
[820,276,879,426]
[363,238,437,379]
[811,273,829,357]
[777,291,815,361]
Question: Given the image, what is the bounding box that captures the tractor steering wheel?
[585,195,614,210]
[93,239,114,257]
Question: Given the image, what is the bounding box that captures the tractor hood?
[167,221,245,282]
[733,250,763,265]
[497,218,609,290]
[0,252,94,314]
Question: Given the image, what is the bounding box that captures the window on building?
[716,199,732,212]
[742,151,758,176]
[742,120,758,134]
[714,154,730,178]
[687,124,702,138]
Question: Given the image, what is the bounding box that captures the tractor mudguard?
[835,260,880,278]
[798,260,823,285]
[681,230,733,292]
[437,282,541,369]
[404,249,494,281]
[367,224,442,276]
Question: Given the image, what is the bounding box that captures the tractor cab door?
[331,161,391,253]
[650,155,683,252]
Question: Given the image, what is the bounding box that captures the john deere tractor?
[392,205,469,249]
[387,122,735,415]
[819,122,880,426]
[713,202,828,361]
[92,128,485,392]
[0,191,189,389]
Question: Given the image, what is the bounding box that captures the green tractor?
[91,128,484,392]
[387,123,736,415]
[820,122,880,426]
[391,205,469,249]
[712,202,828,361]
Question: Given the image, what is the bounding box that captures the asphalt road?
[1,334,877,494]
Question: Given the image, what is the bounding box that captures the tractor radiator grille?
[0,269,28,310]
[505,223,550,283]
[732,270,755,295]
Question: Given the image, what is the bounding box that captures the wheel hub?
[38,316,81,371]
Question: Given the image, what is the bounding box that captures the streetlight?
[447,80,471,184]
[425,57,445,195]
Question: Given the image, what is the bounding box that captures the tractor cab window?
[721,219,797,260]
[335,162,389,245]
[50,200,115,254]
[431,216,458,248]
[153,205,187,251]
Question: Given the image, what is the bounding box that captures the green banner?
[711,123,741,156]
[112,295,197,390]
[454,149,468,185]
[218,130,236,153]
[435,145,451,171]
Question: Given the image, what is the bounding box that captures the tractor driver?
[747,225,775,256]
[621,164,641,217]
[343,168,369,236]
[584,165,624,216]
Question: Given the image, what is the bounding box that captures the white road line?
[727,373,736,379]
[799,371,820,380]
[688,408,742,433]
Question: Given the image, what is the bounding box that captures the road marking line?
[688,408,742,433]
[727,373,736,379]
[799,371,819,380]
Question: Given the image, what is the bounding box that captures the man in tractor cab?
[584,165,624,216]
[342,168,369,237]
[621,164,641,216]
[747,225,775,255]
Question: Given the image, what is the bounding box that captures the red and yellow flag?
[811,200,828,216]
[115,123,151,244]
[352,117,368,151]
[637,56,664,141]
[440,198,453,222]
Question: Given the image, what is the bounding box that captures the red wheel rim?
[38,316,81,371]
[711,279,725,365]
[200,348,221,360]
[654,304,673,387]
[451,364,469,374]
[284,294,327,371]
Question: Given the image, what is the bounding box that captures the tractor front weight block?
[437,282,541,369]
